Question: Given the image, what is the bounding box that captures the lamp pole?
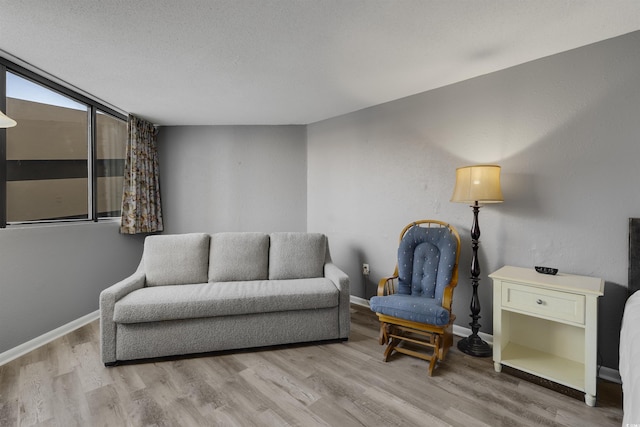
[457,201,492,357]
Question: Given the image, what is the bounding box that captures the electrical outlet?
[362,263,370,275]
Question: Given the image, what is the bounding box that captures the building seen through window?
[4,71,126,224]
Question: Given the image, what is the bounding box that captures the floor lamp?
[0,110,17,128]
[451,164,503,357]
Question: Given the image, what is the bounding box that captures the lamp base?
[457,334,492,357]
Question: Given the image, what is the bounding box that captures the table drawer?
[502,281,585,324]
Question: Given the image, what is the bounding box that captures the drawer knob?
[536,299,543,305]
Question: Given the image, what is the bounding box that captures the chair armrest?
[442,267,458,311]
[442,284,455,312]
[324,262,350,339]
[99,271,146,364]
[377,276,398,296]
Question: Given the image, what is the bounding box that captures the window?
[0,59,127,227]
[96,111,127,218]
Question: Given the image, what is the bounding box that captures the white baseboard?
[350,295,370,307]
[599,366,622,384]
[452,324,494,346]
[0,310,99,366]
[351,296,621,383]
[2,300,623,385]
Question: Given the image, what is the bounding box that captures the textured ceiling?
[1,1,640,125]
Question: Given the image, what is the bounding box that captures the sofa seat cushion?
[369,294,450,326]
[113,278,339,323]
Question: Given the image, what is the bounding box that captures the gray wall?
[0,222,144,353]
[307,31,640,370]
[157,125,307,234]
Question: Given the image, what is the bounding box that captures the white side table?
[490,266,604,406]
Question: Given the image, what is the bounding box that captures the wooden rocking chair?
[369,220,460,375]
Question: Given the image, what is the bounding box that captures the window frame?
[0,57,127,228]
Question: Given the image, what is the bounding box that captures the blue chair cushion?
[369,294,450,326]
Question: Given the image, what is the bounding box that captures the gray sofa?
[100,232,350,365]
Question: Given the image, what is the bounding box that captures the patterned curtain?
[119,114,164,234]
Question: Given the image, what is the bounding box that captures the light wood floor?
[0,305,623,426]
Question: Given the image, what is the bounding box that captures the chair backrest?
[396,221,460,305]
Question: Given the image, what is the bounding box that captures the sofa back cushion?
[208,232,269,282]
[143,233,210,286]
[269,232,327,280]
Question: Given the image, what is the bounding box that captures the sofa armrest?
[101,271,146,302]
[99,272,146,364]
[324,262,350,339]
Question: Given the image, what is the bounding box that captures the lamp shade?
[0,110,17,128]
[451,164,504,203]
